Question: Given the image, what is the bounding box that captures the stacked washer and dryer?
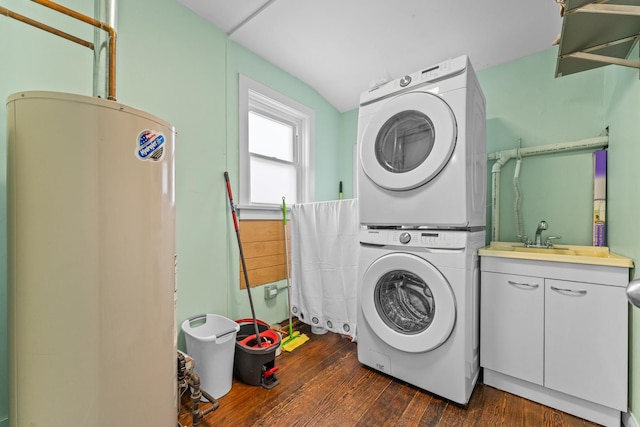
[356,55,487,405]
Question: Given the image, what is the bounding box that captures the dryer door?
[361,252,456,353]
[360,91,456,191]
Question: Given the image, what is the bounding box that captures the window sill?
[238,204,289,220]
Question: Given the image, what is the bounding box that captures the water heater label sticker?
[136,130,165,161]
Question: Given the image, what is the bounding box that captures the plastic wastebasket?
[181,314,240,399]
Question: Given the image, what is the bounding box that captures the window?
[239,75,314,219]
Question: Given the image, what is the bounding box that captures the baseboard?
[483,369,621,427]
[624,410,639,427]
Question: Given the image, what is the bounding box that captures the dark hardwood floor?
[179,323,599,427]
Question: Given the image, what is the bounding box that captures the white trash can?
[181,314,240,399]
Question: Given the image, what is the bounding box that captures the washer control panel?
[360,229,468,249]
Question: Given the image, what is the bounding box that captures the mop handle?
[281,197,294,338]
[281,196,287,225]
[223,172,263,348]
[224,172,240,232]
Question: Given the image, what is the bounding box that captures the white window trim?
[238,74,315,219]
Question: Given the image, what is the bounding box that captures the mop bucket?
[234,319,281,389]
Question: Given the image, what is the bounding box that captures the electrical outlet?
[264,284,278,300]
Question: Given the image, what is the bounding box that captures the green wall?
[476,47,640,422]
[224,39,343,325]
[117,1,230,336]
[2,1,640,425]
[604,45,640,420]
[0,0,342,424]
[477,48,606,245]
[339,109,359,200]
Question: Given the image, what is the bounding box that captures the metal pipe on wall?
[1,1,118,100]
[487,135,609,242]
[31,0,117,100]
[0,6,94,49]
[489,150,515,241]
[93,0,117,99]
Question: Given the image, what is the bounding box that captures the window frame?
[238,74,315,219]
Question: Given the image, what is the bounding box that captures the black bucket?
[234,319,281,389]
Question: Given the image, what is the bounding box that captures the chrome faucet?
[523,220,561,248]
[534,220,548,247]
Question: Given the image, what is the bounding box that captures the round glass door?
[361,252,455,353]
[375,270,435,334]
[360,91,456,191]
[375,111,435,174]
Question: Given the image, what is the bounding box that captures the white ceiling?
[177,0,563,112]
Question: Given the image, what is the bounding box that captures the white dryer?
[357,55,486,228]
[356,228,484,404]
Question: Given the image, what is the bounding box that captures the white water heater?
[7,91,176,427]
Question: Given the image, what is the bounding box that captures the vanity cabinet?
[480,272,543,385]
[545,279,627,410]
[480,255,631,427]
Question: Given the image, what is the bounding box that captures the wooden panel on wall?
[239,220,290,289]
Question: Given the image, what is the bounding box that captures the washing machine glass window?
[361,252,456,353]
[360,92,456,191]
[374,270,435,334]
[375,111,435,174]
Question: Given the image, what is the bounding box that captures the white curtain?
[290,199,360,339]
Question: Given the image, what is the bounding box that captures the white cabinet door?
[480,272,544,385]
[544,279,627,410]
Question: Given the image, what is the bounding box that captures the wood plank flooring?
[179,323,600,427]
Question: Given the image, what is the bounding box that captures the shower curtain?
[290,199,360,340]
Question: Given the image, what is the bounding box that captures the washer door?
[360,91,456,191]
[361,252,456,353]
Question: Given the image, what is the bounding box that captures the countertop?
[478,241,634,268]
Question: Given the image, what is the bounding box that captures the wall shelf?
[555,0,640,77]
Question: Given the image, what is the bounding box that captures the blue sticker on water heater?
[136,130,165,161]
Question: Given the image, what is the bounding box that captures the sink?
[511,246,610,257]
[479,242,632,267]
[512,246,574,255]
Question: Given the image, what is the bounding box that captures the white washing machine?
[356,228,484,404]
[357,55,486,228]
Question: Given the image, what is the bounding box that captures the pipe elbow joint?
[491,149,517,173]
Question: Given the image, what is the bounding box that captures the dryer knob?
[399,75,412,87]
[399,232,411,244]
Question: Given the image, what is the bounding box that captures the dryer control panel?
[360,55,469,106]
[360,228,469,249]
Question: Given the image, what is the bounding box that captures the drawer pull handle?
[508,280,539,289]
[550,286,587,296]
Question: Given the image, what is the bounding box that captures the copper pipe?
[31,0,117,101]
[0,6,94,50]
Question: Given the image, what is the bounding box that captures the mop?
[224,172,278,349]
[280,197,309,352]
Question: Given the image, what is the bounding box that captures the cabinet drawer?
[544,279,627,410]
[480,271,544,385]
